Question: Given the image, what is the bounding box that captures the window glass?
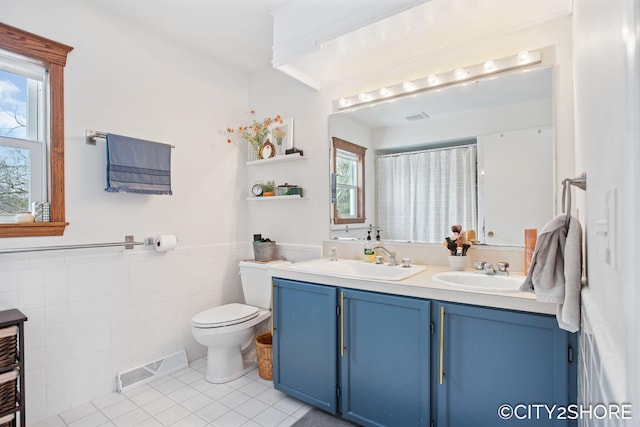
[0,53,47,216]
[336,149,358,218]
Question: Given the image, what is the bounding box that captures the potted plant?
[262,180,275,196]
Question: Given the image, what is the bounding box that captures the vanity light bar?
[336,50,542,110]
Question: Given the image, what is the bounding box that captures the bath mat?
[292,408,360,426]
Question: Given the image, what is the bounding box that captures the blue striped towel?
[106,133,172,195]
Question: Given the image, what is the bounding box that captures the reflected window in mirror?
[332,137,366,224]
[376,143,477,243]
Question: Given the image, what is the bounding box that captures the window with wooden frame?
[0,23,73,237]
[332,137,366,224]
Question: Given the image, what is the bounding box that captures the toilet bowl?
[191,260,289,383]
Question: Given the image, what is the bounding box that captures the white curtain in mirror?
[375,145,477,243]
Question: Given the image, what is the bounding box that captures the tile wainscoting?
[0,242,320,425]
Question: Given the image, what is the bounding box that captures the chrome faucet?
[484,263,496,275]
[496,262,510,276]
[373,245,397,266]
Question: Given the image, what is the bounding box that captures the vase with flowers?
[225,110,283,161]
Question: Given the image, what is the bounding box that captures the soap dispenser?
[364,231,375,262]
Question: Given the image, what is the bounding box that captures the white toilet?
[191,260,289,383]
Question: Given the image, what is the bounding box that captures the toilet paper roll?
[155,234,178,252]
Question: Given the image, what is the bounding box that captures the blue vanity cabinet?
[272,278,338,413]
[434,301,575,427]
[340,289,431,427]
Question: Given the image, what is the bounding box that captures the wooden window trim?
[332,137,366,224]
[0,23,73,237]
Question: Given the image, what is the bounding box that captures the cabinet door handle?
[271,281,275,335]
[439,306,445,385]
[340,291,345,357]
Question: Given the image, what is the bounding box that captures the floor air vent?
[116,350,188,392]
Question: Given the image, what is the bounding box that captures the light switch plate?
[605,188,617,268]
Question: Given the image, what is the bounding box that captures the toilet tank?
[239,260,290,309]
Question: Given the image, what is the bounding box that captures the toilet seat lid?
[192,303,260,328]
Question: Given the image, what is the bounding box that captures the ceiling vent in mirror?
[405,112,430,121]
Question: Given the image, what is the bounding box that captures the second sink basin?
[289,258,426,281]
[432,271,524,292]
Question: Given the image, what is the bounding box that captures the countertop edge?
[268,260,557,316]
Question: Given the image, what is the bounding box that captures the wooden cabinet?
[0,309,27,427]
[272,278,576,427]
[434,302,575,427]
[340,288,430,427]
[272,278,430,426]
[272,279,338,413]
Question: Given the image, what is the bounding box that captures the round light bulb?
[402,81,414,91]
[454,68,467,79]
[518,51,530,63]
[483,60,496,72]
[338,98,349,107]
[358,93,370,102]
[427,74,439,86]
[379,87,391,97]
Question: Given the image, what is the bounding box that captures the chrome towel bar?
[562,172,587,227]
[86,130,175,148]
[0,235,156,254]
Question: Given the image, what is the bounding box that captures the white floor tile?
[60,402,98,424]
[168,385,199,403]
[272,396,305,415]
[211,410,249,427]
[253,407,289,427]
[30,415,66,427]
[47,358,314,427]
[195,401,231,423]
[240,381,269,398]
[92,393,128,410]
[100,398,137,420]
[111,408,153,427]
[171,414,209,427]
[140,395,177,416]
[128,387,164,406]
[190,378,215,393]
[204,383,235,400]
[153,378,187,395]
[68,410,109,427]
[235,399,269,419]
[154,404,191,427]
[180,393,215,412]
[254,388,286,406]
[134,419,164,427]
[219,390,251,409]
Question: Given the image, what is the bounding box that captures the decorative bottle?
[364,231,375,262]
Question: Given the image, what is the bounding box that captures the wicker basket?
[0,370,17,415]
[255,332,273,380]
[0,327,18,369]
[0,412,14,427]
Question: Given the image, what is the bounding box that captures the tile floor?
[32,358,311,427]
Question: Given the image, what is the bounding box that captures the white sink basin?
[289,259,426,281]
[432,271,524,292]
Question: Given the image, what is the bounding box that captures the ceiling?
[84,0,295,72]
[84,0,572,85]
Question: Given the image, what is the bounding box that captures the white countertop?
[268,258,557,315]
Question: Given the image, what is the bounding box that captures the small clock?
[251,183,263,197]
[259,141,275,159]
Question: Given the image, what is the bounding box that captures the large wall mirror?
[329,66,555,246]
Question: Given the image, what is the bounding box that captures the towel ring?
[561,173,587,228]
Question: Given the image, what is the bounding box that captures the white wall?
[573,0,639,416]
[1,0,253,423]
